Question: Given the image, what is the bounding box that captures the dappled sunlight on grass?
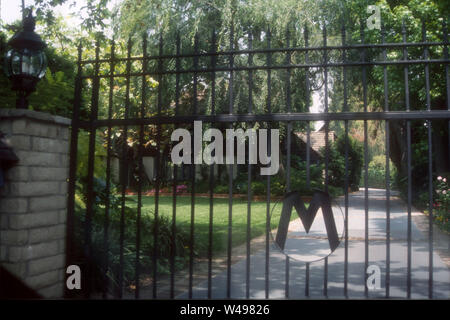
[127,195,284,256]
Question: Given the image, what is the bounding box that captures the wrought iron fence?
[66,20,450,299]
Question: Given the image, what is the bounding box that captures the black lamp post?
[3,11,47,109]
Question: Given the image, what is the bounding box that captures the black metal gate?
[66,20,450,299]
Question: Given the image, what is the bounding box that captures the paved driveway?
[178,188,450,299]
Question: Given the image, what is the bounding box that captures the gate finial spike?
[401,19,406,35]
[127,36,132,50]
[444,18,448,35]
[286,24,290,46]
[381,21,386,43]
[304,24,308,47]
[195,32,199,47]
[341,22,346,47]
[142,33,147,60]
[443,19,448,44]
[421,20,427,42]
[211,28,216,44]
[77,41,82,55]
[360,18,365,43]
[95,37,100,59]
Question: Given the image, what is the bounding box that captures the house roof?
[295,131,336,155]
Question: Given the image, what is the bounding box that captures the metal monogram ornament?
[271,191,344,263]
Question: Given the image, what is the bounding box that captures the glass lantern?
[3,11,47,108]
[4,48,47,89]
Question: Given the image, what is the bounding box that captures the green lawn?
[128,195,285,256]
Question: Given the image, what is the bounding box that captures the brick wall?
[0,109,70,298]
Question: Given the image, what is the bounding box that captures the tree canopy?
[0,0,448,198]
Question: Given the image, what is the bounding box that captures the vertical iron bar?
[265,27,272,300]
[423,22,433,299]
[382,25,391,298]
[304,24,310,297]
[324,257,328,297]
[427,117,433,299]
[285,25,292,299]
[445,21,450,202]
[444,22,450,297]
[286,27,292,116]
[226,25,234,299]
[153,34,163,299]
[322,23,329,298]
[306,121,310,189]
[342,23,349,298]
[189,33,199,299]
[246,29,253,299]
[323,23,329,192]
[135,34,148,299]
[103,39,115,299]
[402,22,412,299]
[305,262,310,297]
[84,39,101,299]
[170,32,181,300]
[228,25,234,116]
[208,30,217,299]
[119,39,132,299]
[361,22,369,298]
[65,42,83,299]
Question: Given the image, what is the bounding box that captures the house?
[110,123,336,188]
[294,124,336,162]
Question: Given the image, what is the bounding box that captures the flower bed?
[434,176,450,232]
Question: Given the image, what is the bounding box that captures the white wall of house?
[143,156,155,181]
[111,156,120,184]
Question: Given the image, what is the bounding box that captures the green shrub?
[270,177,286,196]
[323,185,344,198]
[234,173,250,194]
[214,184,229,194]
[194,179,211,193]
[75,177,190,292]
[289,165,325,195]
[251,181,266,195]
[325,135,364,191]
[291,157,324,181]
[326,145,346,188]
[366,155,397,189]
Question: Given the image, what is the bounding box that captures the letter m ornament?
[275,191,339,251]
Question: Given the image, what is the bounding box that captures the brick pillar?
[0,109,70,298]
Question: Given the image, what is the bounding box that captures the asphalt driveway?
[178,188,450,299]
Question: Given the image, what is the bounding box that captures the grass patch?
[128,195,286,256]
[75,189,305,287]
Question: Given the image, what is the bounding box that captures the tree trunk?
[432,120,450,175]
[389,121,407,179]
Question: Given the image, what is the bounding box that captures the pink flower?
[437,176,442,181]
[176,185,188,194]
[443,178,447,183]
[443,190,447,195]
